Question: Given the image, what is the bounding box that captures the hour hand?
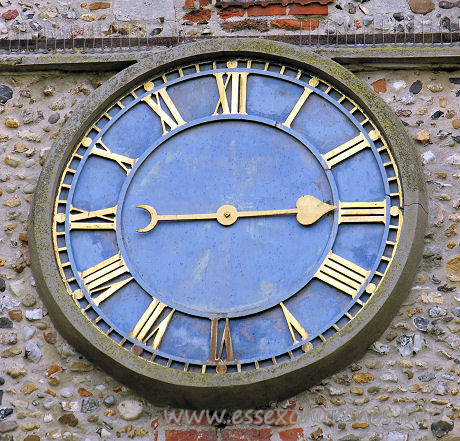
[136,196,336,233]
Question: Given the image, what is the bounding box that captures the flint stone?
[418,372,436,382]
[81,398,99,413]
[0,318,13,329]
[24,340,42,363]
[414,317,430,332]
[396,334,425,356]
[0,409,13,420]
[429,306,447,317]
[409,80,423,94]
[431,420,453,438]
[0,420,17,433]
[0,86,13,105]
[387,432,408,441]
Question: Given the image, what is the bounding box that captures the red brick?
[222,429,272,441]
[218,8,245,18]
[271,18,319,31]
[371,78,387,94]
[183,0,195,8]
[2,9,19,20]
[247,5,286,16]
[288,4,328,15]
[199,0,211,5]
[279,428,304,441]
[183,8,211,22]
[165,430,218,441]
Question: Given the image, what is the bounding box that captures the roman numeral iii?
[338,200,387,224]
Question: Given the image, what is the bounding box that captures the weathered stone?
[396,334,425,356]
[431,420,454,438]
[8,310,22,321]
[18,130,41,143]
[25,309,42,321]
[409,0,434,14]
[103,395,115,407]
[117,400,143,421]
[371,78,387,94]
[413,316,429,331]
[81,398,99,413]
[4,117,19,129]
[416,130,430,144]
[1,9,19,20]
[58,413,78,427]
[69,361,93,372]
[418,372,436,382]
[89,2,111,10]
[0,317,13,328]
[43,86,55,96]
[352,372,374,384]
[409,80,423,94]
[437,130,451,139]
[1,332,17,345]
[370,341,390,354]
[0,86,13,105]
[221,18,269,32]
[48,113,60,124]
[338,435,360,441]
[0,409,13,421]
[21,384,38,395]
[429,306,447,317]
[428,83,444,93]
[387,432,408,441]
[0,420,17,433]
[1,346,22,357]
[22,326,36,341]
[446,255,460,281]
[422,150,435,164]
[24,341,42,363]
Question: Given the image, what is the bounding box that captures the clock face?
[31,41,425,408]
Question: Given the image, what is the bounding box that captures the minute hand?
[136,195,335,232]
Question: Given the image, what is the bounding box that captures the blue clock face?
[53,59,403,374]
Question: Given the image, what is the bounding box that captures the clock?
[29,39,426,409]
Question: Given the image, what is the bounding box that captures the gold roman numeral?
[338,201,387,224]
[282,77,319,128]
[90,140,138,175]
[322,131,378,168]
[315,251,370,298]
[209,317,235,363]
[142,83,186,135]
[129,299,174,350]
[280,302,310,345]
[213,61,248,115]
[69,205,117,230]
[79,252,132,306]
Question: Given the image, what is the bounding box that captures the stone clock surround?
[28,38,427,409]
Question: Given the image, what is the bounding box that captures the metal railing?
[0,18,459,54]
